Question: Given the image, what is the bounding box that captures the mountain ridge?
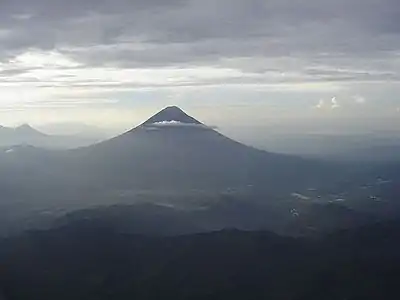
[0,124,46,136]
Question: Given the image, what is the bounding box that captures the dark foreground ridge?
[0,219,399,300]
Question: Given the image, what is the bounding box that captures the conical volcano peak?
[142,106,202,126]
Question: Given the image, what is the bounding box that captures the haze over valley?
[0,106,399,236]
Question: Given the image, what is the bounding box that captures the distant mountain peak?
[16,123,34,130]
[141,106,203,126]
[14,124,46,136]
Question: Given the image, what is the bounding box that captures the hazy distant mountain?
[250,132,400,162]
[0,124,46,141]
[0,124,101,149]
[0,124,51,149]
[37,122,110,139]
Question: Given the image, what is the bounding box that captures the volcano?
[67,106,331,193]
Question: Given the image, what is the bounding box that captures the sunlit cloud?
[354,95,366,104]
[314,99,325,109]
[314,97,340,110]
[331,97,340,109]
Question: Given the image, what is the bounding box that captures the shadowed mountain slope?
[66,106,336,192]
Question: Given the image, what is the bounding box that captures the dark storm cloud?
[0,0,399,84]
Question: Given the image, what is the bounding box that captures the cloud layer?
[0,0,399,126]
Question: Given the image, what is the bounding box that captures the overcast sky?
[0,0,399,134]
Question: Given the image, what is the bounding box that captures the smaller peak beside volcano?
[14,124,47,136]
[16,124,34,131]
[142,106,203,126]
